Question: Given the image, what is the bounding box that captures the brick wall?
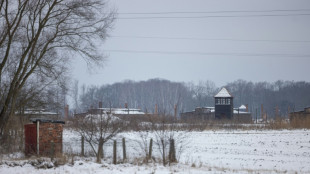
[39,123,63,156]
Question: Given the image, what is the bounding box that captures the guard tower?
[214,88,233,119]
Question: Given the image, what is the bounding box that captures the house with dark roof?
[289,107,310,128]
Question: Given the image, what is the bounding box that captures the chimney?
[64,105,69,121]
[99,101,102,108]
[288,106,290,117]
[246,104,248,112]
[174,104,177,120]
[261,104,264,120]
[275,105,279,119]
[155,104,158,116]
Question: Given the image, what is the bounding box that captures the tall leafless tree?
[0,0,115,135]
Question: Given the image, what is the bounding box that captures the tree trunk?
[148,138,153,161]
[161,139,166,166]
[96,138,104,163]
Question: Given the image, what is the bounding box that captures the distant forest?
[74,79,310,119]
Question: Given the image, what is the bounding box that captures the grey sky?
[72,0,310,87]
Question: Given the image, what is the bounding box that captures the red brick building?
[24,119,65,156]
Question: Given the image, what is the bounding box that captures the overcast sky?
[71,0,310,87]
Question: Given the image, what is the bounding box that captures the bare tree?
[0,0,115,135]
[72,111,126,163]
[152,115,188,166]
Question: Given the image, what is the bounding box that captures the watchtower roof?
[214,87,233,98]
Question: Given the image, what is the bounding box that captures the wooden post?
[122,138,126,162]
[81,136,84,157]
[113,140,117,164]
[169,139,176,164]
[148,138,153,161]
[37,121,39,155]
[51,142,55,160]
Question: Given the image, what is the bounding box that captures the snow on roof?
[214,88,232,98]
[233,110,250,114]
[239,105,247,109]
[96,108,145,115]
[19,109,58,115]
[113,109,145,115]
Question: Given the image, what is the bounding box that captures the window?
[222,98,225,104]
[227,99,230,105]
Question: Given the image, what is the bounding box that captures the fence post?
[148,138,153,161]
[81,136,84,157]
[122,138,126,162]
[113,140,117,164]
[50,142,55,160]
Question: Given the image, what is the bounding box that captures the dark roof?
[30,118,65,124]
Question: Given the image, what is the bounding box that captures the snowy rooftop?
[239,105,247,110]
[17,109,58,115]
[214,88,233,98]
[97,108,145,115]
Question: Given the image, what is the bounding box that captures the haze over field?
[72,0,310,87]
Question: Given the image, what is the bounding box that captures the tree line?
[76,78,310,119]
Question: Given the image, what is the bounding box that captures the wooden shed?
[24,118,65,156]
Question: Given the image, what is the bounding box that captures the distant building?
[289,107,310,128]
[181,88,252,123]
[214,88,234,119]
[74,105,147,126]
[180,107,214,121]
[16,109,60,123]
[233,105,252,123]
[75,104,145,118]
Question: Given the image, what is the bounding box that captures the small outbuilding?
[24,118,65,156]
[289,107,310,128]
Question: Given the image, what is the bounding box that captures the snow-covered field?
[1,129,310,173]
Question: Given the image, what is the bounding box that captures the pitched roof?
[214,87,233,98]
[239,105,247,109]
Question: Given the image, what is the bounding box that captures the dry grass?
[290,116,310,129]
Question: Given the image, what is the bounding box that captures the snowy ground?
[1,129,310,173]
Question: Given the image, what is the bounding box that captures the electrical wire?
[116,9,310,15]
[110,35,310,43]
[105,49,310,57]
[116,13,310,19]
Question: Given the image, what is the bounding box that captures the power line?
[117,9,310,15]
[110,35,310,43]
[116,13,310,19]
[105,49,310,58]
